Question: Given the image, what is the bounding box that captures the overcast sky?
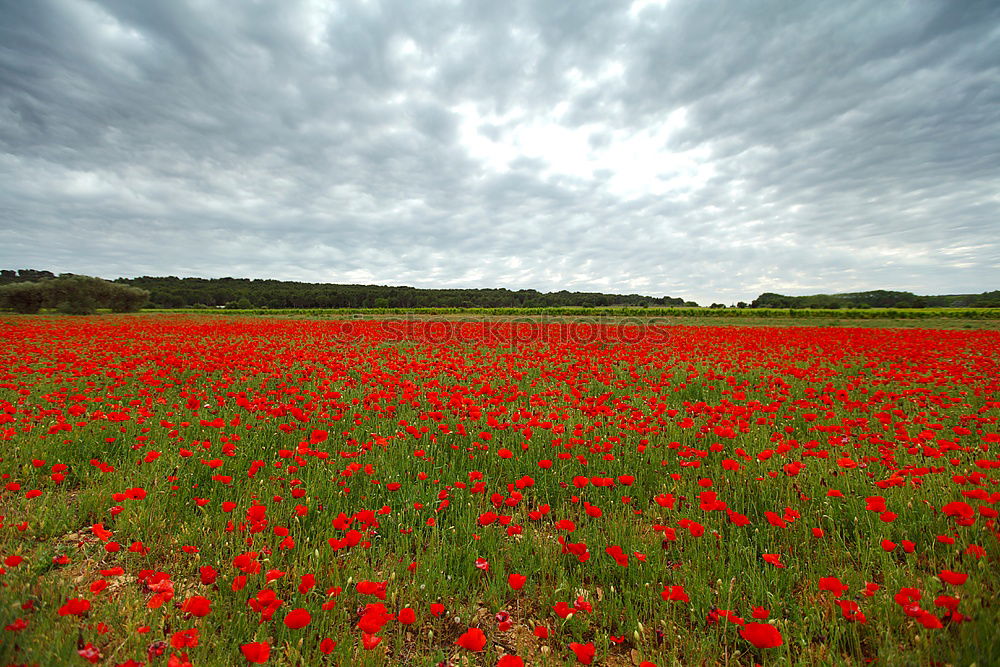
[1,0,998,304]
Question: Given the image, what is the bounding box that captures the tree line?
[0,271,694,310]
[2,270,997,312]
[750,290,1000,309]
[110,275,697,309]
[0,272,148,314]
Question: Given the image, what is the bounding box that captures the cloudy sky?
[1,0,998,304]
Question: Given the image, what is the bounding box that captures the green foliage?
[0,273,149,314]
[4,269,998,312]
[112,275,696,309]
[0,269,55,285]
[752,289,1000,309]
[224,297,254,310]
[107,285,150,313]
[48,274,112,315]
[145,305,1000,321]
[0,281,47,313]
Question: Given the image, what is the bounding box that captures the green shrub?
[0,274,149,315]
[0,281,47,313]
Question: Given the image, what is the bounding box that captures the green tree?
[48,274,109,314]
[0,281,47,313]
[224,297,254,310]
[107,285,149,312]
[0,274,149,314]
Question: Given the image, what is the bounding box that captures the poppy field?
[0,315,997,666]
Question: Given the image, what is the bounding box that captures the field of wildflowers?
[0,316,997,665]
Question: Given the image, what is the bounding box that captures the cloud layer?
[2,0,998,304]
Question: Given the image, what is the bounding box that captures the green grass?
[8,306,1000,331]
[0,315,997,666]
[131,305,1000,321]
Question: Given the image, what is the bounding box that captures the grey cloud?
[1,0,998,306]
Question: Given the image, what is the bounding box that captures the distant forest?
[0,270,695,309]
[750,290,1000,309]
[2,270,997,309]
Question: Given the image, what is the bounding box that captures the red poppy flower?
[569,642,596,664]
[356,580,387,599]
[508,573,527,590]
[77,642,102,664]
[865,496,886,512]
[605,545,629,566]
[661,585,689,602]
[241,642,270,663]
[357,604,394,633]
[181,596,212,617]
[455,627,487,652]
[57,598,91,616]
[835,599,867,623]
[762,553,785,568]
[818,577,849,597]
[170,628,198,649]
[916,611,943,629]
[553,601,576,618]
[739,623,783,648]
[283,608,311,629]
[939,570,967,585]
